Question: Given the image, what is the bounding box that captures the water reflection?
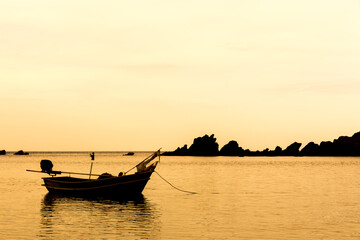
[39,193,161,239]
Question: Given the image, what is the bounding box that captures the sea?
[0,152,359,240]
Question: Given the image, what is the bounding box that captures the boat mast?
[89,152,95,179]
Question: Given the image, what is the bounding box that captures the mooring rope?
[154,171,198,194]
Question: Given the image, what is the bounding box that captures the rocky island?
[163,131,360,156]
[14,150,29,155]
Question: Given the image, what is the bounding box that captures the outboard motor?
[40,159,53,173]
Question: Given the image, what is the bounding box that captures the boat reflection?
[39,193,161,239]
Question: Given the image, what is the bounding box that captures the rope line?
[154,171,198,194]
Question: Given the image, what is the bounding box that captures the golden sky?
[1,0,359,151]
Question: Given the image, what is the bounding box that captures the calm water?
[0,153,359,240]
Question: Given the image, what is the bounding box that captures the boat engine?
[40,159,53,173]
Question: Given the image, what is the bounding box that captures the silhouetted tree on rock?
[188,134,219,156]
[283,142,302,156]
[171,145,189,156]
[261,148,269,155]
[274,146,283,155]
[219,140,245,156]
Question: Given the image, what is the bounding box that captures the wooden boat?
[27,151,160,199]
[123,152,135,156]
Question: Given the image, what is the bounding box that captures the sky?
[1,0,360,151]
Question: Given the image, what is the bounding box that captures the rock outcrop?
[164,131,360,156]
[299,142,320,156]
[164,134,219,156]
[14,150,29,155]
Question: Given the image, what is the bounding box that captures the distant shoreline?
[2,131,360,157]
[163,131,360,157]
[0,151,154,155]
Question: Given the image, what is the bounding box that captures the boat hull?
[42,171,154,199]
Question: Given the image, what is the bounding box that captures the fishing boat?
[123,152,135,156]
[27,150,160,199]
